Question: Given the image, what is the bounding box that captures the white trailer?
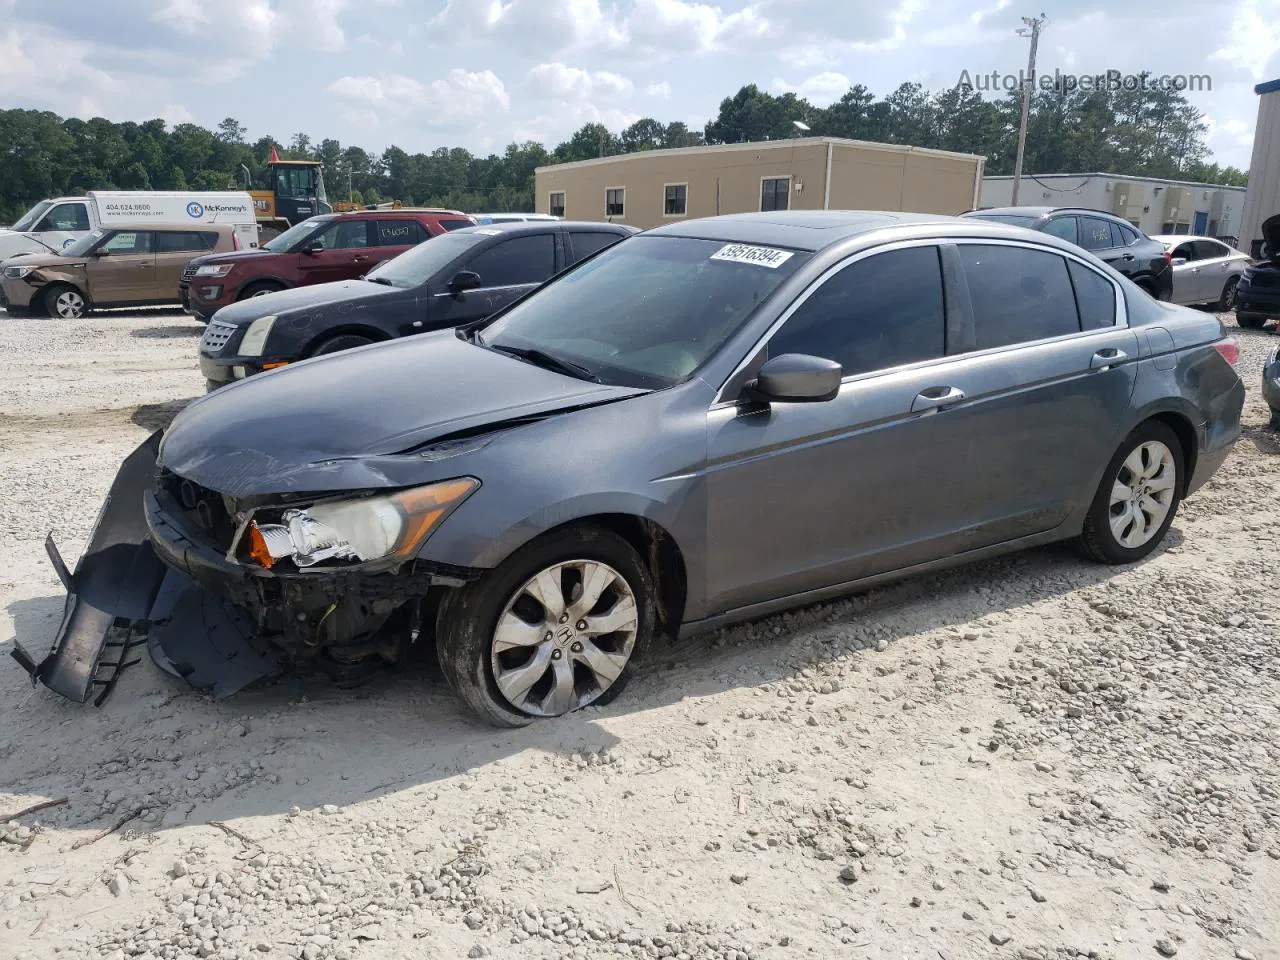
[0,191,259,261]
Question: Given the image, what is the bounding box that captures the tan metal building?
[534,137,986,230]
[1240,77,1280,257]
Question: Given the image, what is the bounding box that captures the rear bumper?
[1235,283,1280,317]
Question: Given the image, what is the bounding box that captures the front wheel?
[435,525,655,727]
[43,284,87,319]
[307,333,374,357]
[1077,421,1183,564]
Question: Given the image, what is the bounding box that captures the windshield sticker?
[710,243,794,268]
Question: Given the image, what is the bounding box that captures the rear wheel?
[307,333,374,357]
[1218,275,1240,311]
[43,284,87,319]
[1077,421,1183,564]
[435,525,655,727]
[1237,313,1267,330]
[237,281,284,301]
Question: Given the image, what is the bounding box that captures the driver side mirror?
[1170,257,1187,266]
[448,270,482,294]
[301,242,323,255]
[744,353,842,404]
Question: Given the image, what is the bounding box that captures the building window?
[549,192,565,218]
[664,183,687,217]
[606,187,625,217]
[761,177,790,212]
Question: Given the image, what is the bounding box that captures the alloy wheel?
[490,559,639,717]
[53,289,85,319]
[1108,440,1177,549]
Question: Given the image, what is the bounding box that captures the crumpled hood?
[160,331,646,496]
[212,280,395,327]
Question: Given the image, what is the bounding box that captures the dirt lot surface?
[1,308,1278,960]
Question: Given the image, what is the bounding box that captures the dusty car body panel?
[16,211,1244,706]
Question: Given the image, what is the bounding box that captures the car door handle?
[352,255,368,262]
[1090,348,1128,370]
[911,385,965,413]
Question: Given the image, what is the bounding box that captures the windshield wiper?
[365,276,396,286]
[488,344,600,382]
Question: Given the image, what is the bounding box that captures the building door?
[1193,211,1208,234]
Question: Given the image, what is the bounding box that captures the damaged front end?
[14,431,482,704]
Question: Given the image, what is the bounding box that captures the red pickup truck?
[180,208,476,321]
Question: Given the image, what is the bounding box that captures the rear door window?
[156,231,213,253]
[373,219,427,246]
[1076,217,1116,252]
[767,245,946,377]
[1042,217,1078,244]
[1192,239,1230,261]
[1067,260,1117,330]
[568,231,624,264]
[462,234,556,288]
[960,244,1080,348]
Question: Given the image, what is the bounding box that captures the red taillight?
[1214,336,1239,366]
[1162,251,1172,265]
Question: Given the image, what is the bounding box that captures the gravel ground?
[0,307,1278,960]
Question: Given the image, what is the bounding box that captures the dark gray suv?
[17,211,1244,726]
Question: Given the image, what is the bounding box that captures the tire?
[1218,275,1240,312]
[435,524,655,727]
[1077,421,1184,565]
[1237,313,1267,330]
[236,282,284,301]
[307,333,374,357]
[42,284,87,319]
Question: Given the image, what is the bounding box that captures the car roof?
[972,206,1130,221]
[334,208,470,218]
[1150,234,1229,245]
[645,210,984,253]
[452,219,636,236]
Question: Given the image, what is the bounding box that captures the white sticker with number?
[709,243,794,268]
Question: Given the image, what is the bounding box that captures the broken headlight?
[245,478,479,569]
[3,265,35,279]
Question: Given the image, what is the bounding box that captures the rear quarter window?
[374,220,427,245]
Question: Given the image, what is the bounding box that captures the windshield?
[965,212,1041,227]
[480,235,810,389]
[365,232,487,288]
[11,200,53,232]
[265,218,327,252]
[60,229,107,258]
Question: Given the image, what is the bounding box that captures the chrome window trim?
[712,235,1128,407]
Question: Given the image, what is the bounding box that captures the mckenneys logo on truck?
[100,200,253,219]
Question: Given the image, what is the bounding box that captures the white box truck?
[0,191,259,261]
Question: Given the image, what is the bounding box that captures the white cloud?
[773,71,851,106]
[647,81,672,98]
[527,63,634,100]
[430,0,623,52]
[153,0,346,67]
[511,103,643,147]
[1209,0,1280,82]
[623,0,771,53]
[328,69,510,126]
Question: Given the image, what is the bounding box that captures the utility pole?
[1010,13,1045,206]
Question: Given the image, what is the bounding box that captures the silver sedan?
[1152,235,1252,309]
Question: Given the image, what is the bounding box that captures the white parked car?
[471,213,561,224]
[0,191,260,264]
[1151,235,1252,310]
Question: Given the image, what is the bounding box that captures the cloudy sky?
[1,0,1277,168]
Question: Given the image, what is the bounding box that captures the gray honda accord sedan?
[16,211,1244,725]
